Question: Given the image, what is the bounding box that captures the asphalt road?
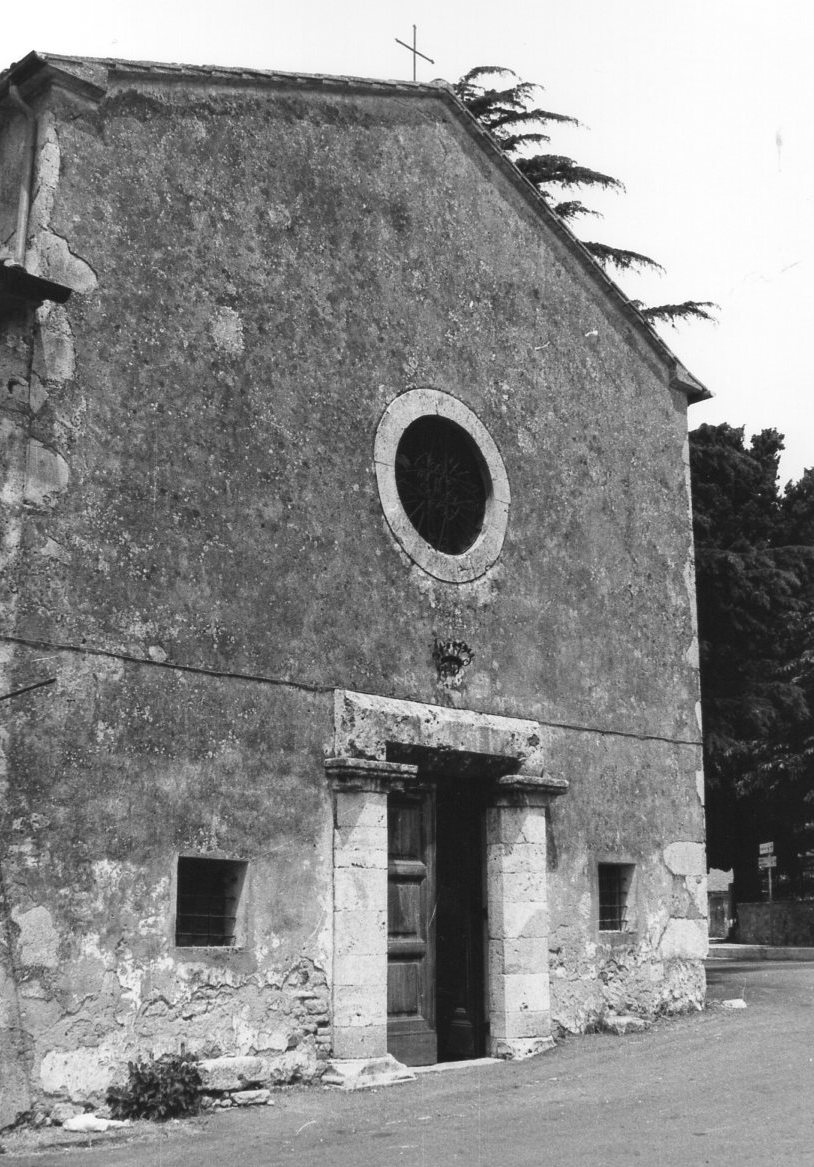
[3,960,813,1166]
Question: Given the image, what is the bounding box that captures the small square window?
[175,857,247,947]
[598,863,634,932]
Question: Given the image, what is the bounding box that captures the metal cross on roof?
[395,25,435,82]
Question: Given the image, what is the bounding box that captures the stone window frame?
[374,388,511,584]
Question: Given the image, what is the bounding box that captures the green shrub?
[106,1053,203,1121]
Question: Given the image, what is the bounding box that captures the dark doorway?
[386,750,493,1067]
[435,777,488,1061]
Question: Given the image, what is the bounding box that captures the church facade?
[0,53,707,1122]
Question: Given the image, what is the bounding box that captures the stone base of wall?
[197,1052,325,1093]
[12,960,331,1123]
[550,950,706,1033]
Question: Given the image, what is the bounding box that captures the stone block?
[333,909,387,958]
[198,1056,266,1091]
[323,1053,415,1090]
[687,875,708,917]
[334,823,387,851]
[490,1035,554,1060]
[334,793,387,830]
[333,826,387,869]
[490,972,549,1015]
[659,917,708,959]
[334,867,387,913]
[23,440,70,506]
[485,806,528,841]
[333,952,386,987]
[488,938,504,985]
[516,812,548,846]
[491,869,547,904]
[333,980,386,1029]
[332,1023,388,1060]
[232,1088,271,1105]
[602,1014,651,1036]
[489,898,548,941]
[663,841,706,877]
[491,1010,551,1041]
[490,936,549,977]
[486,807,548,847]
[11,905,60,968]
[50,1102,82,1125]
[260,1049,322,1085]
[695,770,705,805]
[487,842,546,875]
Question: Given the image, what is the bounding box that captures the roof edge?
[0,52,710,403]
[0,50,107,103]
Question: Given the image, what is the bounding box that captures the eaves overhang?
[0,50,107,103]
[0,52,711,403]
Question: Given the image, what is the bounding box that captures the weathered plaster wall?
[1,65,704,1118]
[3,641,333,1110]
[544,734,705,1029]
[11,78,699,738]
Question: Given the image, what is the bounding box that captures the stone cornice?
[324,756,418,792]
[495,773,569,794]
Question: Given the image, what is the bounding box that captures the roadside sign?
[759,841,774,855]
[758,855,777,869]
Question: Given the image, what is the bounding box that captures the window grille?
[175,857,247,947]
[395,416,488,554]
[598,863,633,932]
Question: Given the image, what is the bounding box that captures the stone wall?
[737,901,814,946]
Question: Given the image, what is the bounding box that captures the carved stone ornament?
[432,637,474,681]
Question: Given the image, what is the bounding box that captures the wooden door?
[387,789,437,1065]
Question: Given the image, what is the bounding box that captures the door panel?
[387,790,437,1065]
[388,873,423,936]
[387,962,419,1014]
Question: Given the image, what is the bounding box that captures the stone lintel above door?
[332,689,565,780]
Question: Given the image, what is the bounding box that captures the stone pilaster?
[486,776,565,1059]
[324,758,417,1084]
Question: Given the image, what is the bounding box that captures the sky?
[5,0,814,483]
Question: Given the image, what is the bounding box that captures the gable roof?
[1,50,709,403]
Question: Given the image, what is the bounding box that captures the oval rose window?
[374,389,510,583]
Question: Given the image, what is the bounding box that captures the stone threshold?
[324,1053,507,1090]
[413,1057,502,1075]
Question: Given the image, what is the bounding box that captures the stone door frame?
[325,690,567,1079]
